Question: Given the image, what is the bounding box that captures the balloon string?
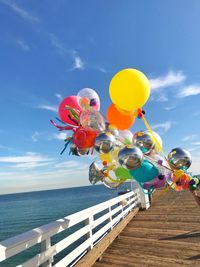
[55,117,78,128]
[65,106,80,119]
[141,115,167,160]
[140,115,187,194]
[69,109,79,121]
[50,120,76,131]
[56,117,68,125]
[60,140,71,155]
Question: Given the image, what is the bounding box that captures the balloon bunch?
[51,68,199,193]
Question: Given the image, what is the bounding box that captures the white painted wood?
[84,215,94,251]
[137,185,150,209]
[54,239,91,267]
[41,238,52,267]
[0,189,143,267]
[18,225,91,267]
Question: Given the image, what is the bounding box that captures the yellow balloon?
[99,153,113,163]
[109,68,150,111]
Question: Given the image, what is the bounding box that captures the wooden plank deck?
[92,189,200,267]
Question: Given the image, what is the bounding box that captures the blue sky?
[0,0,200,194]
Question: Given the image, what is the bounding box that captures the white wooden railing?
[0,186,150,267]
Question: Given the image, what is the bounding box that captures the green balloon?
[115,167,132,180]
[189,184,196,191]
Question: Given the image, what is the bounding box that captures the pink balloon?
[58,96,82,125]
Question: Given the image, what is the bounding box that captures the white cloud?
[156,93,168,102]
[13,161,52,169]
[55,161,79,169]
[31,131,43,142]
[48,33,67,56]
[37,104,57,112]
[52,132,68,140]
[17,39,30,51]
[55,93,63,101]
[0,152,52,163]
[73,56,84,70]
[48,34,85,70]
[189,156,200,174]
[150,71,185,92]
[96,66,107,73]
[191,141,200,146]
[182,134,198,142]
[176,85,200,98]
[164,104,177,111]
[0,0,40,23]
[0,145,12,151]
[151,121,172,133]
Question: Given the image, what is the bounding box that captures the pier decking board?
[92,190,200,267]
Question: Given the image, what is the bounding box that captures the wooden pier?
[89,190,200,267]
[0,187,200,267]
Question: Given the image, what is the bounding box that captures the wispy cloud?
[0,145,13,151]
[13,161,52,169]
[0,152,54,170]
[17,39,30,51]
[31,131,44,142]
[150,71,185,92]
[48,33,68,56]
[191,141,200,146]
[149,71,186,103]
[189,156,200,174]
[55,93,63,101]
[72,56,85,70]
[96,66,107,73]
[0,0,40,23]
[52,132,68,140]
[182,134,198,142]
[176,85,200,98]
[151,121,172,133]
[164,104,177,111]
[0,152,52,163]
[48,34,85,70]
[37,104,57,112]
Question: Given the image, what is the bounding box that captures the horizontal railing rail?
[0,187,147,267]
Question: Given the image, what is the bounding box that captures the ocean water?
[0,184,131,266]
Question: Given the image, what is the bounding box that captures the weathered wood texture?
[92,189,200,267]
[76,208,139,267]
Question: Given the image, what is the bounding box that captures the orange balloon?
[107,104,136,130]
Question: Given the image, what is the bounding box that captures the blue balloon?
[130,159,159,183]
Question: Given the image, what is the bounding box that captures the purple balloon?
[142,175,166,190]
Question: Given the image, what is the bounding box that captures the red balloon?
[58,96,82,125]
[73,127,97,149]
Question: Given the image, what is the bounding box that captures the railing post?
[85,215,94,251]
[108,206,113,230]
[137,184,151,210]
[41,238,52,267]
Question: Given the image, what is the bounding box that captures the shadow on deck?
[86,190,200,267]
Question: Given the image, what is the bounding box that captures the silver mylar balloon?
[133,131,154,154]
[89,162,104,185]
[70,143,89,156]
[118,146,144,170]
[105,122,119,137]
[168,148,192,170]
[94,132,116,154]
